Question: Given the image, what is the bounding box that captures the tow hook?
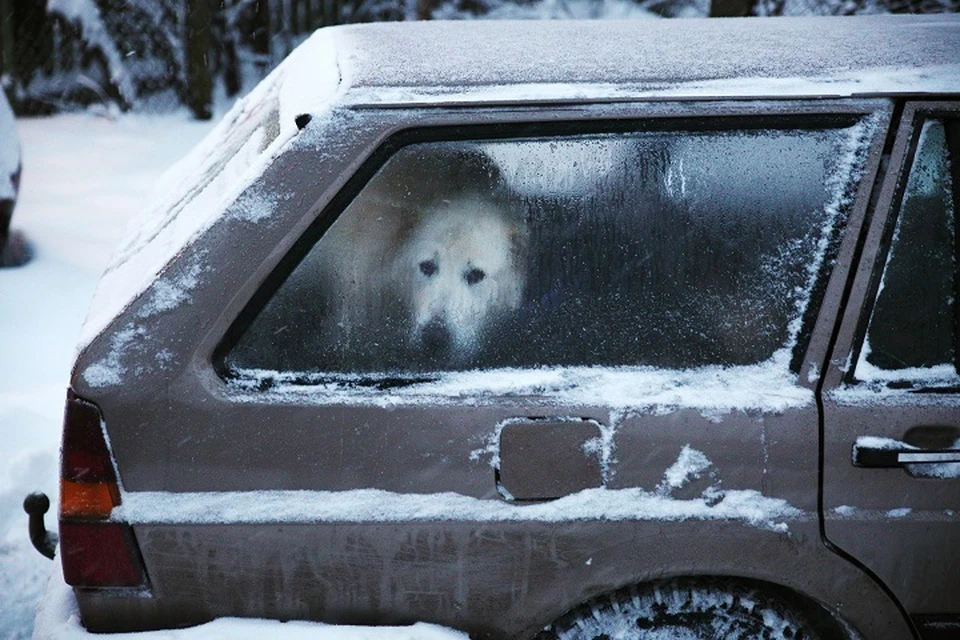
[23,492,58,559]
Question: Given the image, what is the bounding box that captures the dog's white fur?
[396,195,524,352]
[309,173,525,360]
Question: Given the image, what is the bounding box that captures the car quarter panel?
[73,520,912,638]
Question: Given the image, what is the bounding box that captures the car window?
[855,118,960,387]
[225,120,874,382]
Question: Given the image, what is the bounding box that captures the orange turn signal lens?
[60,479,120,519]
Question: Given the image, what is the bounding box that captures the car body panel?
[74,520,911,638]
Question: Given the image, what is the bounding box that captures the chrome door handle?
[852,442,960,468]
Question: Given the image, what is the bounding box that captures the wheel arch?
[534,574,856,640]
[517,522,916,640]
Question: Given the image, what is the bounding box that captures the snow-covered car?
[34,15,960,640]
[0,88,22,263]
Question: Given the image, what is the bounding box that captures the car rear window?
[224,119,874,383]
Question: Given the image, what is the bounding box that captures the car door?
[821,101,960,637]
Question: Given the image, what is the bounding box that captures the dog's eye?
[419,260,438,277]
[465,268,486,286]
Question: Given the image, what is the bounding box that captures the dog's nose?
[420,317,452,358]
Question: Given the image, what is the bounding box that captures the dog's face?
[398,196,524,359]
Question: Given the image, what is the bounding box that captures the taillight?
[61,392,120,518]
[59,522,146,587]
[60,389,147,588]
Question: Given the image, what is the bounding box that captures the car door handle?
[852,442,960,468]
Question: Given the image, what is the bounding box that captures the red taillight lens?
[60,389,148,588]
[62,394,116,484]
[60,522,146,587]
[61,390,120,519]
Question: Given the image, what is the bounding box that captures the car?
[29,14,960,640]
[0,87,23,266]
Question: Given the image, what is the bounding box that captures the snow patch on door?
[659,445,712,493]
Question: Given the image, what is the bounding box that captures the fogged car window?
[858,118,959,382]
[227,126,862,378]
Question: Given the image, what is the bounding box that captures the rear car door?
[822,101,960,638]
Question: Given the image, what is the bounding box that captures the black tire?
[536,577,852,640]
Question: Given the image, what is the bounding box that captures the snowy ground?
[0,111,465,640]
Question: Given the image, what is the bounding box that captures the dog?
[308,145,527,369]
[395,193,525,360]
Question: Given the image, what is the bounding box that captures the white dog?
[307,148,526,366]
[396,195,525,356]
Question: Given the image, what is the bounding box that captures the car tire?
[536,577,853,640]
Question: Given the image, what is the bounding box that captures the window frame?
[847,101,960,391]
[212,103,888,388]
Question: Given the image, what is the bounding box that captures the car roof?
[317,15,960,106]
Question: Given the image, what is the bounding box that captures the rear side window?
[225,120,874,382]
[856,117,960,387]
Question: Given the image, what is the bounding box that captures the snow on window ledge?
[225,349,812,416]
[830,360,960,407]
[853,360,960,387]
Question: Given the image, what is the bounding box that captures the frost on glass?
[858,119,959,384]
[227,125,865,380]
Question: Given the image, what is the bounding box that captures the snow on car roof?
[329,15,960,104]
[77,15,960,355]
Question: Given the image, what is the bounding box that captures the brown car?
[36,14,960,640]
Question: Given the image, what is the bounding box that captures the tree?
[46,0,137,108]
[186,0,213,119]
[709,0,756,15]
